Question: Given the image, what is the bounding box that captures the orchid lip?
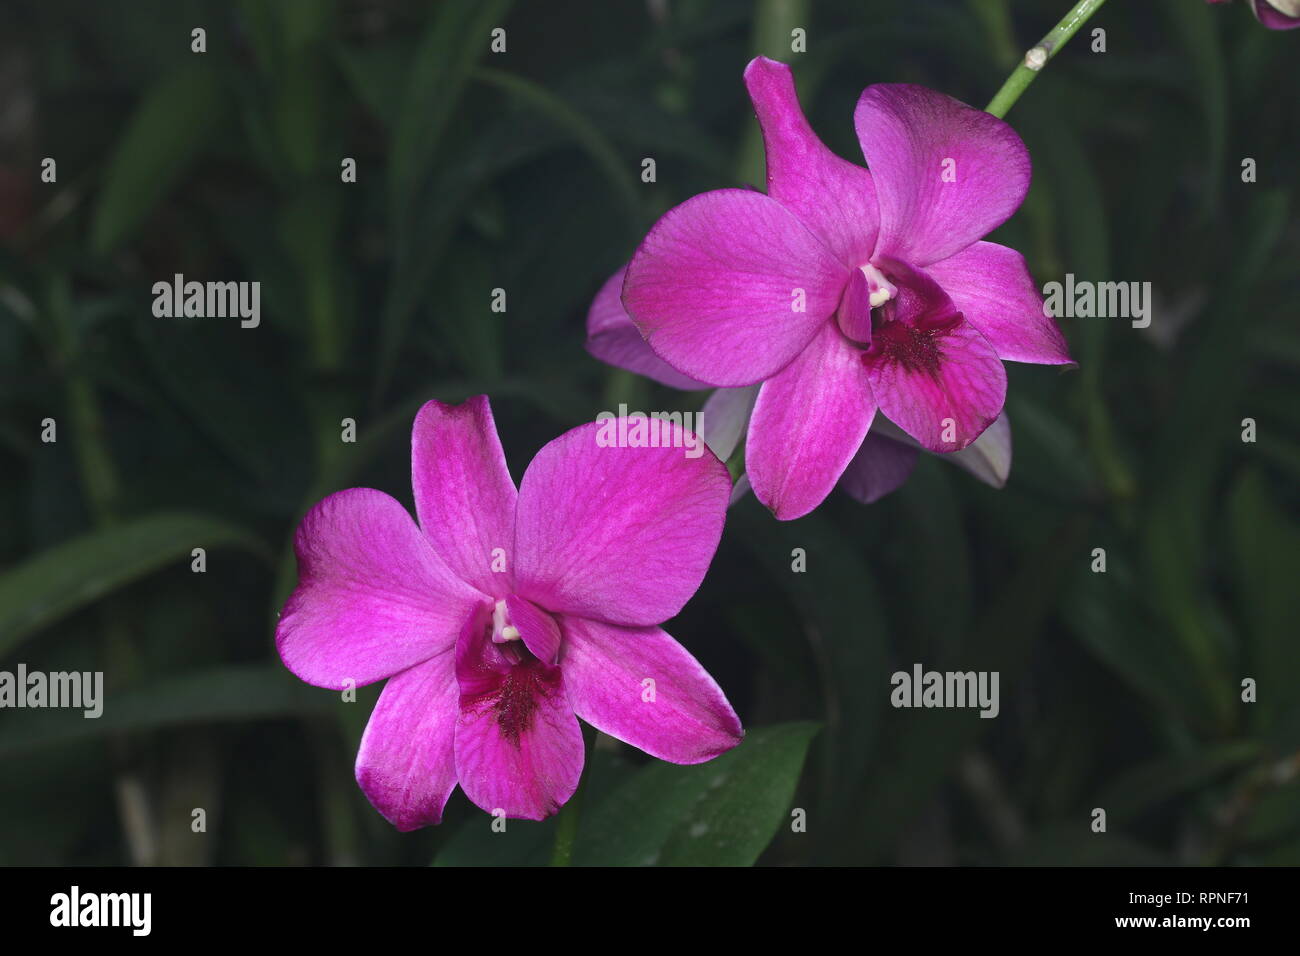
[836,261,901,348]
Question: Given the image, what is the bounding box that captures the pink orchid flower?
[613,57,1071,520]
[1207,0,1300,29]
[276,397,742,827]
[588,270,1014,507]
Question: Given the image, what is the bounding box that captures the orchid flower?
[276,397,742,827]
[589,268,1014,507]
[591,58,1056,517]
[1208,0,1300,29]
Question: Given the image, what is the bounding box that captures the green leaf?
[432,748,632,867]
[1162,0,1225,221]
[855,517,1088,862]
[1008,825,1168,866]
[427,241,504,380]
[90,62,227,254]
[1065,559,1208,725]
[133,318,312,487]
[335,42,411,127]
[389,0,513,223]
[278,185,345,369]
[894,463,973,664]
[1240,778,1300,848]
[376,104,550,401]
[0,666,333,758]
[574,722,819,866]
[434,816,558,868]
[472,67,640,225]
[1152,189,1290,478]
[734,506,888,847]
[1141,475,1235,730]
[235,0,278,74]
[0,512,270,659]
[1229,470,1300,739]
[1100,740,1261,826]
[373,0,513,399]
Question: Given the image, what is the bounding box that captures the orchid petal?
[926,241,1072,365]
[855,83,1031,266]
[838,431,920,504]
[505,594,561,666]
[743,56,880,267]
[355,649,460,831]
[277,488,484,689]
[623,188,849,386]
[947,409,1013,486]
[411,397,518,597]
[863,261,1006,452]
[729,472,753,508]
[1252,0,1300,28]
[514,420,730,626]
[746,321,876,519]
[454,609,583,821]
[585,266,709,389]
[700,385,760,462]
[874,411,1013,488]
[560,615,743,763]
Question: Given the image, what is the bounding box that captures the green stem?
[46,276,152,859]
[549,790,582,867]
[727,434,748,486]
[736,0,810,189]
[550,736,593,867]
[728,0,810,484]
[968,0,1019,71]
[750,0,811,61]
[984,0,1109,119]
[984,0,1131,512]
[49,279,120,525]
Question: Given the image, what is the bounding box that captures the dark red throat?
[489,662,555,747]
[867,312,961,379]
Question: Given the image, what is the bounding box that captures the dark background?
[0,0,1297,866]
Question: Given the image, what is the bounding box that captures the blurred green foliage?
[0,0,1296,866]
